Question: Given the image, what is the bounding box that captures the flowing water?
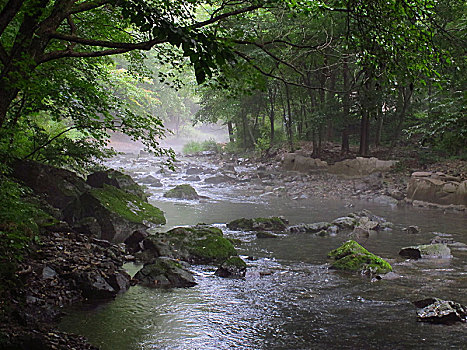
[59,155,467,349]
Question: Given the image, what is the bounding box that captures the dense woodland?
[0,0,466,309]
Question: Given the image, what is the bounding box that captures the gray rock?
[87,169,147,200]
[215,257,247,278]
[414,298,467,324]
[139,175,163,187]
[399,243,452,259]
[403,225,421,234]
[134,258,196,288]
[163,184,199,200]
[42,266,57,279]
[288,222,331,234]
[185,175,201,182]
[186,167,204,175]
[332,216,357,230]
[204,174,236,184]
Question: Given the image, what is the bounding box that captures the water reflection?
[59,156,467,349]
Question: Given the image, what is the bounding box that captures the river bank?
[1,151,465,349]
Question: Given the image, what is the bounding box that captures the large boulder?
[204,174,236,184]
[141,225,238,265]
[407,172,467,207]
[65,184,166,242]
[282,153,328,173]
[163,184,199,200]
[399,243,452,259]
[12,160,89,209]
[134,258,196,288]
[414,298,467,324]
[328,240,392,274]
[288,222,333,234]
[138,175,163,187]
[73,270,131,299]
[328,157,396,177]
[227,217,288,232]
[87,169,147,200]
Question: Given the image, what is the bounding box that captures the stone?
[332,217,357,230]
[204,174,236,184]
[288,222,331,234]
[328,240,392,274]
[186,167,204,175]
[282,153,328,173]
[399,243,452,259]
[328,157,396,177]
[163,184,199,200]
[414,298,467,324]
[65,184,165,243]
[74,270,130,299]
[12,160,89,210]
[227,217,287,232]
[142,225,238,265]
[124,230,148,253]
[41,266,57,279]
[87,169,147,200]
[215,257,247,278]
[403,225,421,234]
[134,258,196,288]
[411,171,432,177]
[430,236,455,245]
[138,175,163,187]
[185,175,201,182]
[407,176,467,207]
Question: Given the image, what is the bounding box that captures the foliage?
[182,139,220,155]
[0,175,41,290]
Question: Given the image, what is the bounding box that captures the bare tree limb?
[0,0,23,37]
[0,43,8,65]
[190,4,261,29]
[71,0,110,14]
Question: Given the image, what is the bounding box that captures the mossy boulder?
[87,169,147,200]
[328,240,392,274]
[163,184,199,200]
[399,243,452,259]
[142,225,237,265]
[65,184,165,242]
[215,257,247,278]
[227,217,287,232]
[12,160,89,210]
[288,222,332,234]
[134,257,196,288]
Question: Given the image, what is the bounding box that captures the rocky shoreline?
[2,153,465,349]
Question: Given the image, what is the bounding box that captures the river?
[58,155,467,349]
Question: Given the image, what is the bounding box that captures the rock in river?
[227,217,288,232]
[328,240,392,275]
[134,258,196,288]
[163,184,199,200]
[215,256,247,278]
[399,243,452,259]
[413,298,467,324]
[141,225,238,265]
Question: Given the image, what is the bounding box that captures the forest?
[0,1,466,349]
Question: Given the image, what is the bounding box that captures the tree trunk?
[341,59,351,154]
[227,121,234,143]
[283,83,294,152]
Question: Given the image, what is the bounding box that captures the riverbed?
[58,154,467,349]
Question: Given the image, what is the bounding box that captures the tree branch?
[0,0,23,37]
[47,31,164,49]
[190,4,262,29]
[0,43,8,65]
[71,0,110,14]
[39,47,143,63]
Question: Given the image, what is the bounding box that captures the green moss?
[91,184,165,225]
[167,225,223,238]
[227,217,287,232]
[328,240,392,274]
[188,236,237,263]
[227,218,254,230]
[331,253,392,274]
[222,256,247,269]
[328,240,369,259]
[163,184,199,199]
